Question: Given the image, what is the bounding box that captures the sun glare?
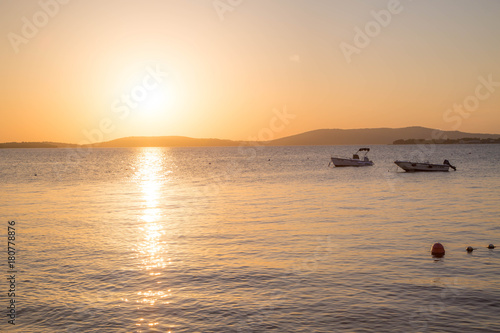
[140,84,175,116]
[119,74,179,135]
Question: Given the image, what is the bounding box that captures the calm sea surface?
[0,144,499,332]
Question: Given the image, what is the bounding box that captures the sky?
[1,0,499,144]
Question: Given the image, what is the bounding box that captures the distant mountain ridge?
[268,126,500,146]
[91,136,239,148]
[1,127,499,148]
[0,142,79,148]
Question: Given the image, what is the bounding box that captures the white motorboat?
[394,159,456,172]
[329,148,374,167]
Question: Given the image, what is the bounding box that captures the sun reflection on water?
[131,148,173,330]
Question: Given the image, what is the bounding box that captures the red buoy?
[431,243,445,257]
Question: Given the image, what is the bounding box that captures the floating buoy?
[488,244,495,249]
[34,173,37,176]
[466,246,474,252]
[431,243,445,257]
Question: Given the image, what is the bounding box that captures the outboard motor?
[443,160,457,171]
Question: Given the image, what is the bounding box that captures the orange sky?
[1,0,499,144]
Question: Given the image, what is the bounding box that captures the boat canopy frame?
[352,148,371,161]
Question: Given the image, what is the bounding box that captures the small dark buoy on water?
[466,246,474,252]
[34,173,37,176]
[488,244,495,249]
[431,243,445,257]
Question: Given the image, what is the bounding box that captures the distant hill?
[87,136,240,148]
[0,142,79,148]
[267,127,500,146]
[393,137,500,145]
[1,127,499,148]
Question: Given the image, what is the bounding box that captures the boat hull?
[394,161,450,172]
[331,157,374,167]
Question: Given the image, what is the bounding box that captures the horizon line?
[2,126,500,146]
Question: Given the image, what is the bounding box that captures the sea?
[0,144,499,332]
